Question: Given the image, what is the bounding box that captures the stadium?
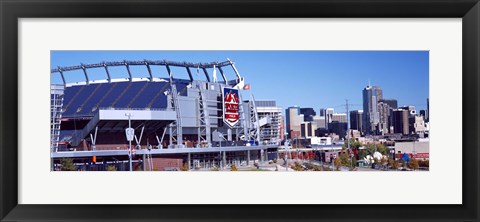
[50,59,282,171]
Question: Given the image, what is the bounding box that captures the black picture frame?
[1,0,479,221]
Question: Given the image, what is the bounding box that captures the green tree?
[380,157,388,165]
[351,141,362,149]
[365,144,377,154]
[358,149,369,160]
[343,138,362,149]
[418,160,429,168]
[339,153,351,167]
[351,157,357,168]
[334,157,342,170]
[408,158,420,171]
[180,163,189,171]
[292,162,304,171]
[376,144,388,155]
[60,158,77,171]
[388,159,400,170]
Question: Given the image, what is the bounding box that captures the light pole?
[389,149,395,170]
[413,137,416,159]
[320,148,324,170]
[125,113,133,171]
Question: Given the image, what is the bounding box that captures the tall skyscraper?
[300,122,316,138]
[331,113,347,123]
[255,100,283,144]
[420,110,426,119]
[328,113,348,138]
[286,106,303,139]
[312,116,326,129]
[325,108,334,129]
[379,99,398,109]
[350,110,363,132]
[378,101,391,134]
[362,85,383,135]
[393,109,409,135]
[319,108,326,117]
[426,98,429,122]
[300,108,316,121]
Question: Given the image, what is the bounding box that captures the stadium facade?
[50,59,281,171]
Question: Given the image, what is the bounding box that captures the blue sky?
[51,51,429,114]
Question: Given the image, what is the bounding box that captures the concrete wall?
[394,141,429,154]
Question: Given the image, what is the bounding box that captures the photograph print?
[50,50,429,172]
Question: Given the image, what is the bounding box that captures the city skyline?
[51,51,429,114]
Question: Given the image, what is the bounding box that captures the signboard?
[395,153,429,159]
[222,87,240,127]
[125,127,135,141]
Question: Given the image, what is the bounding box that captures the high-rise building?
[300,122,316,138]
[331,113,347,123]
[279,116,285,141]
[328,113,348,138]
[414,115,426,133]
[420,110,426,119]
[312,116,326,129]
[426,98,429,122]
[286,106,303,139]
[378,101,391,134]
[362,85,383,134]
[399,105,416,116]
[379,99,398,109]
[350,110,363,132]
[392,109,409,135]
[319,108,326,117]
[255,100,283,144]
[325,108,334,129]
[399,105,417,133]
[329,121,348,138]
[300,108,316,121]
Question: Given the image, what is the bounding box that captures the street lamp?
[125,113,134,171]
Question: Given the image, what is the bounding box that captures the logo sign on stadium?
[222,87,240,127]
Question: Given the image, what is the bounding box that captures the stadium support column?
[145,61,153,82]
[202,68,211,82]
[166,64,173,83]
[103,63,111,83]
[185,67,193,81]
[260,149,264,163]
[58,68,66,86]
[81,64,90,84]
[169,124,173,148]
[124,61,132,82]
[217,66,228,83]
[247,150,250,165]
[142,154,146,171]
